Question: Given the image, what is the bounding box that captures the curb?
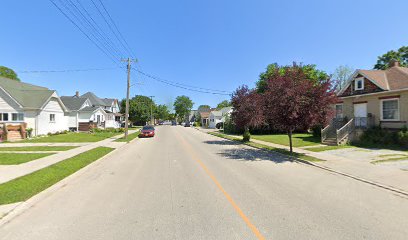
[0,141,132,227]
[204,131,408,197]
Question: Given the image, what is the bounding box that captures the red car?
[139,126,155,138]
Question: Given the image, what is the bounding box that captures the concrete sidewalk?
[208,131,408,194]
[0,130,137,184]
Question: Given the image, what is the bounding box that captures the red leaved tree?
[231,85,264,141]
[262,64,338,153]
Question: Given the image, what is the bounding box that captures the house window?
[335,104,343,118]
[0,113,9,121]
[50,114,56,122]
[355,78,364,90]
[12,113,24,121]
[381,99,399,121]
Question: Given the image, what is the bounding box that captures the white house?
[0,76,68,139]
[209,107,233,129]
[80,92,122,128]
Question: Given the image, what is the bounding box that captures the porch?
[321,117,374,145]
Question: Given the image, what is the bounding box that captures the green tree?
[332,65,354,90]
[374,46,408,70]
[197,105,211,112]
[256,63,328,92]
[216,100,231,110]
[120,95,155,125]
[0,66,20,81]
[174,96,194,122]
[155,104,170,120]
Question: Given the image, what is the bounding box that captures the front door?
[97,115,101,125]
[354,103,367,127]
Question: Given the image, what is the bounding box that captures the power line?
[49,0,120,65]
[96,0,136,58]
[136,70,233,95]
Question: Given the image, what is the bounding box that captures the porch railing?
[321,124,334,143]
[336,118,354,145]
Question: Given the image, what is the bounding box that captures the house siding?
[37,98,68,135]
[339,76,384,97]
[0,88,23,114]
[340,91,408,129]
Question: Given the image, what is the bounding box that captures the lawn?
[0,146,77,152]
[0,153,54,165]
[0,147,114,205]
[115,130,140,142]
[251,133,321,147]
[19,132,121,143]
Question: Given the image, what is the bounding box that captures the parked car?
[184,122,191,127]
[171,121,177,126]
[139,125,155,138]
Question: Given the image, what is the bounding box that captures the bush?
[358,126,408,148]
[311,125,322,138]
[243,128,251,142]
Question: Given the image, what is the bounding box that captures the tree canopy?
[332,65,354,90]
[216,100,231,110]
[155,104,170,120]
[173,95,194,121]
[256,63,328,92]
[121,95,155,125]
[0,66,20,81]
[374,46,408,70]
[197,105,211,112]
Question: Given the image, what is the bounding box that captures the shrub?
[26,128,33,138]
[311,125,322,138]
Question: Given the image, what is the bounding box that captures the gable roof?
[0,76,55,109]
[210,110,223,117]
[200,111,210,118]
[60,96,88,111]
[80,92,108,107]
[103,98,115,106]
[339,65,408,95]
[79,106,104,113]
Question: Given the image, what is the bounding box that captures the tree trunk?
[288,129,293,154]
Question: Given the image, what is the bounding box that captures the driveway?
[1,126,407,240]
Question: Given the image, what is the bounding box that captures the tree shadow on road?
[203,140,241,146]
[217,148,292,163]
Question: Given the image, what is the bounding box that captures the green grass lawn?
[19,132,121,143]
[115,130,140,142]
[251,133,321,147]
[0,146,77,152]
[0,153,54,165]
[0,147,114,205]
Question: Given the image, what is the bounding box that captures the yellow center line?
[176,132,266,240]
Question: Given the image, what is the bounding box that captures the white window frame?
[50,114,56,123]
[354,77,364,90]
[0,113,9,122]
[380,98,400,121]
[335,104,343,118]
[11,113,24,122]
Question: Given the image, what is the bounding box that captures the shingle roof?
[359,66,408,91]
[103,98,115,106]
[210,110,223,117]
[0,76,55,109]
[79,106,102,113]
[60,96,88,111]
[80,92,108,107]
[200,111,210,118]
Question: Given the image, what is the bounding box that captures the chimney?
[389,59,400,68]
[75,91,79,97]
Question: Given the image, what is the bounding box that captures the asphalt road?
[1,126,408,240]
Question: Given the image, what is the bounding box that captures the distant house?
[323,60,408,145]
[0,76,68,140]
[188,110,198,123]
[200,111,210,127]
[61,92,122,131]
[209,107,233,129]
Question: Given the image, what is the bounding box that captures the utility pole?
[149,96,155,125]
[121,58,136,139]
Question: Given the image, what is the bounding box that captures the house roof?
[0,76,55,109]
[342,65,408,94]
[103,98,115,106]
[200,111,210,118]
[79,106,103,113]
[80,92,109,107]
[210,110,223,117]
[60,96,88,111]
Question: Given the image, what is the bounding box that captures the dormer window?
[355,78,364,90]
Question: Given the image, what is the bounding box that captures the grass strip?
[0,153,54,165]
[0,146,77,152]
[306,145,355,152]
[0,147,114,205]
[371,156,408,164]
[208,132,324,162]
[115,130,140,142]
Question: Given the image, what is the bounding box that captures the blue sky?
[1,0,408,109]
